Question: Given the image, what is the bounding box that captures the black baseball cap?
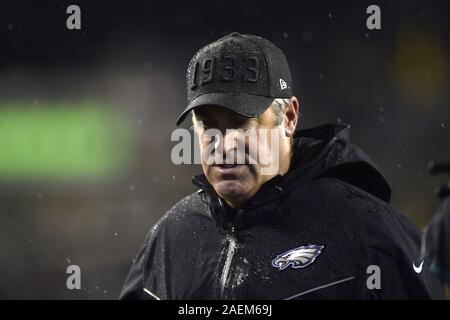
[176,32,293,125]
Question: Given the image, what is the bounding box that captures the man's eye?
[199,119,218,129]
[232,118,252,129]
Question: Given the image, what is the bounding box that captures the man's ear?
[284,96,299,138]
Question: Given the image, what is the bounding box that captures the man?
[120,32,443,299]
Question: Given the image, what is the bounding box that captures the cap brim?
[176,92,274,126]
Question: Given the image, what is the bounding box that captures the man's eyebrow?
[198,117,219,126]
[233,115,250,122]
[194,111,250,126]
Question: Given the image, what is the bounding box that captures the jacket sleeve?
[119,228,156,300]
[356,205,445,299]
[361,245,443,299]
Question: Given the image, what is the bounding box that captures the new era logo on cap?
[176,32,293,125]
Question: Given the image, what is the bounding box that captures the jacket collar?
[192,173,287,234]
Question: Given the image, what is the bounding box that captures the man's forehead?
[194,106,249,120]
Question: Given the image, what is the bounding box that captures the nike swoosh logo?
[413,261,424,273]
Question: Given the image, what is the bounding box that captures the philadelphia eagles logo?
[272,244,325,271]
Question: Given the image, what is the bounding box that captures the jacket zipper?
[219,228,237,298]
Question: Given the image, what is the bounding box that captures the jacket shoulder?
[289,177,422,247]
[331,177,419,232]
[304,177,413,225]
[162,190,212,225]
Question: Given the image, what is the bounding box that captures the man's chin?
[214,180,250,201]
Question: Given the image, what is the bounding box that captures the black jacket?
[120,124,444,299]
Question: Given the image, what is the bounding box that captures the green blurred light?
[0,102,133,181]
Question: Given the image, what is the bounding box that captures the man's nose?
[222,129,239,153]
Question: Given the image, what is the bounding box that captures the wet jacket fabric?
[120,123,443,300]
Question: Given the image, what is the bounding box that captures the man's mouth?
[213,164,247,172]
[211,163,253,178]
[215,164,241,169]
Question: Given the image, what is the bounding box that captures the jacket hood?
[287,123,391,203]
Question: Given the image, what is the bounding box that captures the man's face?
[193,105,290,208]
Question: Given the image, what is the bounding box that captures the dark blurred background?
[0,0,448,299]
